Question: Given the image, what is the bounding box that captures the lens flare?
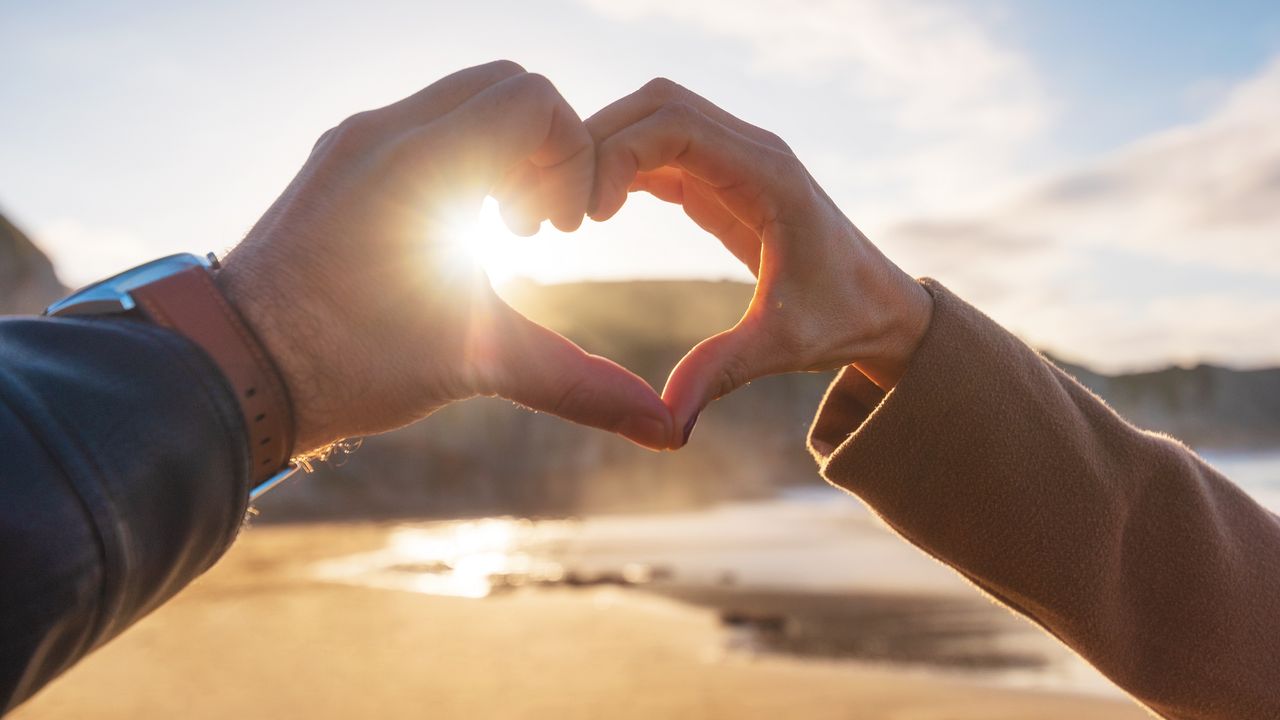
[447,196,525,286]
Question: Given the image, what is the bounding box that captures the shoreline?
[12,521,1146,719]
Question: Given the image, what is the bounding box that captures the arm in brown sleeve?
[809,280,1280,720]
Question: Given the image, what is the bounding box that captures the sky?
[2,0,1279,371]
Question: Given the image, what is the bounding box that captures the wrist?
[852,267,933,391]
[214,255,332,453]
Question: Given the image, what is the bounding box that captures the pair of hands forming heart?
[218,61,932,455]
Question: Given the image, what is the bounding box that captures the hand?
[586,79,933,448]
[217,61,673,453]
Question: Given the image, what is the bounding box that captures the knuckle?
[325,110,381,151]
[656,101,699,126]
[596,135,629,172]
[760,129,793,154]
[312,126,338,152]
[772,149,804,177]
[513,71,556,99]
[340,110,379,133]
[714,353,751,399]
[552,374,599,418]
[768,151,810,196]
[641,77,686,102]
[484,59,526,77]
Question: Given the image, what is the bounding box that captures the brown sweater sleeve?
[809,280,1280,720]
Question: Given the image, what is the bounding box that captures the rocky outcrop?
[0,211,64,315]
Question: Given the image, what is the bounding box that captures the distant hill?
[0,211,64,314]
[260,279,835,521]
[3,219,1276,521]
[258,279,1280,521]
[1053,357,1280,451]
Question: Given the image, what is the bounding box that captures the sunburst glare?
[446,196,532,287]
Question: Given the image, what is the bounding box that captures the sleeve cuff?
[807,278,1024,503]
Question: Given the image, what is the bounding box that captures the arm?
[2,61,673,713]
[588,79,1280,719]
[809,281,1280,720]
[0,317,250,712]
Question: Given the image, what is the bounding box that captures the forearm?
[810,280,1280,720]
[0,317,251,713]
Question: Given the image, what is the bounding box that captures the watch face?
[45,253,209,317]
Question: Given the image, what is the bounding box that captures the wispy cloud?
[577,0,1052,212]
[886,54,1280,370]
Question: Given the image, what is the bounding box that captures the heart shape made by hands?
[481,76,910,452]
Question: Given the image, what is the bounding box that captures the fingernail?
[618,415,671,450]
[681,412,701,447]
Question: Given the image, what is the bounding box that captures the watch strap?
[130,266,296,483]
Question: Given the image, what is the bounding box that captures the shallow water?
[313,486,1107,695]
[311,451,1278,699]
[1200,449,1280,512]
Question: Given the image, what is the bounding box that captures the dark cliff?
[0,211,64,314]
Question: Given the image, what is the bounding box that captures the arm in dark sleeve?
[0,316,251,713]
[809,280,1280,720]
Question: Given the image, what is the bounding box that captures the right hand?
[586,79,934,448]
[217,62,674,454]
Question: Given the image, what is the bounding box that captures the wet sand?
[11,522,1148,720]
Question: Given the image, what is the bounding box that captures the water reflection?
[315,519,564,598]
[308,461,1280,697]
[308,493,1117,696]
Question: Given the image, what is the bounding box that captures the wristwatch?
[45,253,298,500]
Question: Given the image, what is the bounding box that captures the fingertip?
[586,175,607,219]
[549,212,585,233]
[617,414,674,451]
[497,192,544,237]
[588,189,626,222]
[679,410,701,449]
[660,372,701,438]
[502,214,542,236]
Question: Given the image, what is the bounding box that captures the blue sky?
[1022,3,1279,151]
[2,0,1279,370]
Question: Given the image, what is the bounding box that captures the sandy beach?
[11,517,1149,720]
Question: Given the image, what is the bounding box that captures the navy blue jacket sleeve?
[0,316,251,713]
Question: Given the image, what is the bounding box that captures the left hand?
[586,79,933,448]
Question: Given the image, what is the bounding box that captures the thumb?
[481,305,674,450]
[661,322,770,448]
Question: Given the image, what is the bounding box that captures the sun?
[449,196,528,287]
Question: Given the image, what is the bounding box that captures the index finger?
[586,78,791,153]
[316,60,527,150]
[397,72,595,232]
[590,102,810,227]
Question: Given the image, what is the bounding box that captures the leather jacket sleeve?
[0,315,252,714]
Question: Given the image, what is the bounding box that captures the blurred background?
[3,1,1279,718]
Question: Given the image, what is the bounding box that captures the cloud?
[579,0,1046,138]
[576,0,1052,212]
[883,54,1280,370]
